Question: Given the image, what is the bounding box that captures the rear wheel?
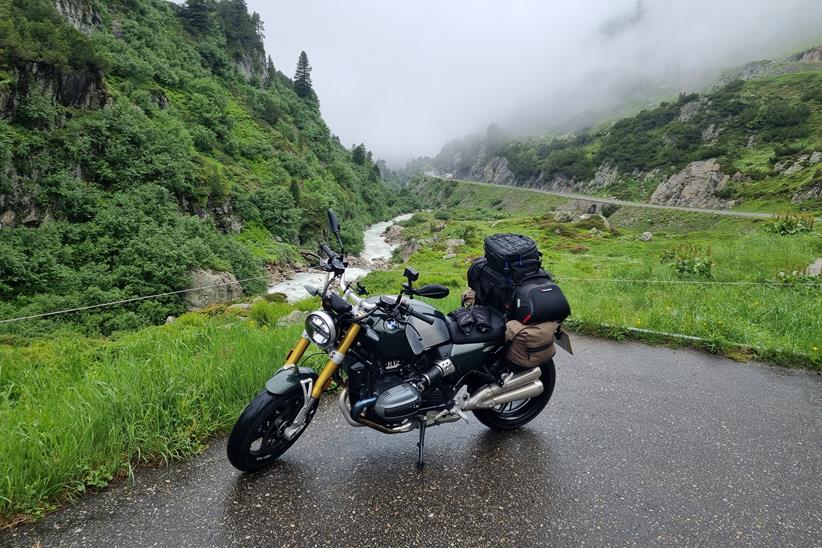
[227,391,310,472]
[472,360,556,431]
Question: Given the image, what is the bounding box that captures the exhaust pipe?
[464,381,543,410]
[337,388,415,434]
[463,367,544,410]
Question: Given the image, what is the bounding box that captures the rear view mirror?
[412,284,450,299]
[327,209,341,236]
[327,208,345,256]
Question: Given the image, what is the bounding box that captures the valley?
[0,0,820,531]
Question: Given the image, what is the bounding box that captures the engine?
[345,355,450,423]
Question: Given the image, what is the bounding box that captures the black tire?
[227,390,310,472]
[472,360,556,431]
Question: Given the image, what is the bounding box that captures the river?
[268,213,413,302]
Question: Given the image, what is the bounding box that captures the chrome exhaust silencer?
[463,367,544,410]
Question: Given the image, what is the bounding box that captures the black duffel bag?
[467,257,514,313]
[511,276,571,325]
[484,233,541,283]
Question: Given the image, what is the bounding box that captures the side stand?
[416,420,426,470]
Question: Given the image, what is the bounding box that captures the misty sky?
[250,0,821,166]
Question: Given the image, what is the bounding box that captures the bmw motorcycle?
[227,210,565,471]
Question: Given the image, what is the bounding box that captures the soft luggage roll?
[505,320,558,368]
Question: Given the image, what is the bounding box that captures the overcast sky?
[249,0,821,166]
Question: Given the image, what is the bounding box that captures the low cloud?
[251,0,821,166]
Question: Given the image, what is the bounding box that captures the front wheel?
[472,360,556,431]
[227,390,310,472]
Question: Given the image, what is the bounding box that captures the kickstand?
[416,420,426,470]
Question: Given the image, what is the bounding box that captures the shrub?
[764,213,815,235]
[600,204,620,218]
[454,223,480,244]
[769,270,820,288]
[661,244,713,278]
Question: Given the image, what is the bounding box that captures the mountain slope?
[0,0,411,334]
[423,47,822,215]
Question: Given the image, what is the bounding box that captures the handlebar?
[319,243,337,259]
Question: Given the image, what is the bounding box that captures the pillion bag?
[505,320,558,368]
[511,278,571,325]
[483,233,541,283]
[467,257,514,313]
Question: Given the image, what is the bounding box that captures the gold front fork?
[285,336,310,366]
[311,323,361,398]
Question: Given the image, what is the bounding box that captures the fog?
[251,0,821,166]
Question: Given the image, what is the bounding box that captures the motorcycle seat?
[445,306,506,344]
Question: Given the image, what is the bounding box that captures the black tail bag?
[483,233,541,283]
[467,258,514,313]
[469,233,570,324]
[511,279,571,324]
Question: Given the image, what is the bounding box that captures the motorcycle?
[227,209,570,471]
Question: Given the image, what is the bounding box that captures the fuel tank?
[364,297,450,358]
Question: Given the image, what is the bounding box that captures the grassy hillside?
[0,0,413,335]
[425,61,822,214]
[370,177,821,368]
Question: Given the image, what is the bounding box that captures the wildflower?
[814,346,819,352]
[636,319,641,326]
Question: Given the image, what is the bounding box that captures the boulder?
[276,310,309,327]
[650,159,734,209]
[383,224,404,243]
[165,316,176,324]
[640,232,653,242]
[810,151,821,165]
[184,269,243,310]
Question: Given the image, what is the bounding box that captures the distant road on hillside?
[431,175,785,219]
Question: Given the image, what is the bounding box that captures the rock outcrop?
[650,159,734,209]
[471,156,517,185]
[53,0,102,34]
[791,182,822,204]
[184,269,243,310]
[0,62,107,117]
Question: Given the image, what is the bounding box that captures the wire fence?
[0,275,271,325]
[0,269,817,325]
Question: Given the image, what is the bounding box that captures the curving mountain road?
[4,335,820,547]
[430,176,790,219]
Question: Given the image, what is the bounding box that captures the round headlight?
[305,311,336,348]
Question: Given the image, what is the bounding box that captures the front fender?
[264,366,319,397]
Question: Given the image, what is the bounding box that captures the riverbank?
[267,213,412,302]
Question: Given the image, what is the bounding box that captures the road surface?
[4,336,821,547]
[431,176,790,219]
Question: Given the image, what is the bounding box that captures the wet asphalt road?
[4,336,821,547]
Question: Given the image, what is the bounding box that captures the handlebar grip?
[407,305,435,325]
[320,244,336,259]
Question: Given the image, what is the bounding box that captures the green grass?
[0,301,320,523]
[383,183,822,368]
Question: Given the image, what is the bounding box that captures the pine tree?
[181,0,215,34]
[264,55,276,88]
[352,143,367,165]
[293,51,314,100]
